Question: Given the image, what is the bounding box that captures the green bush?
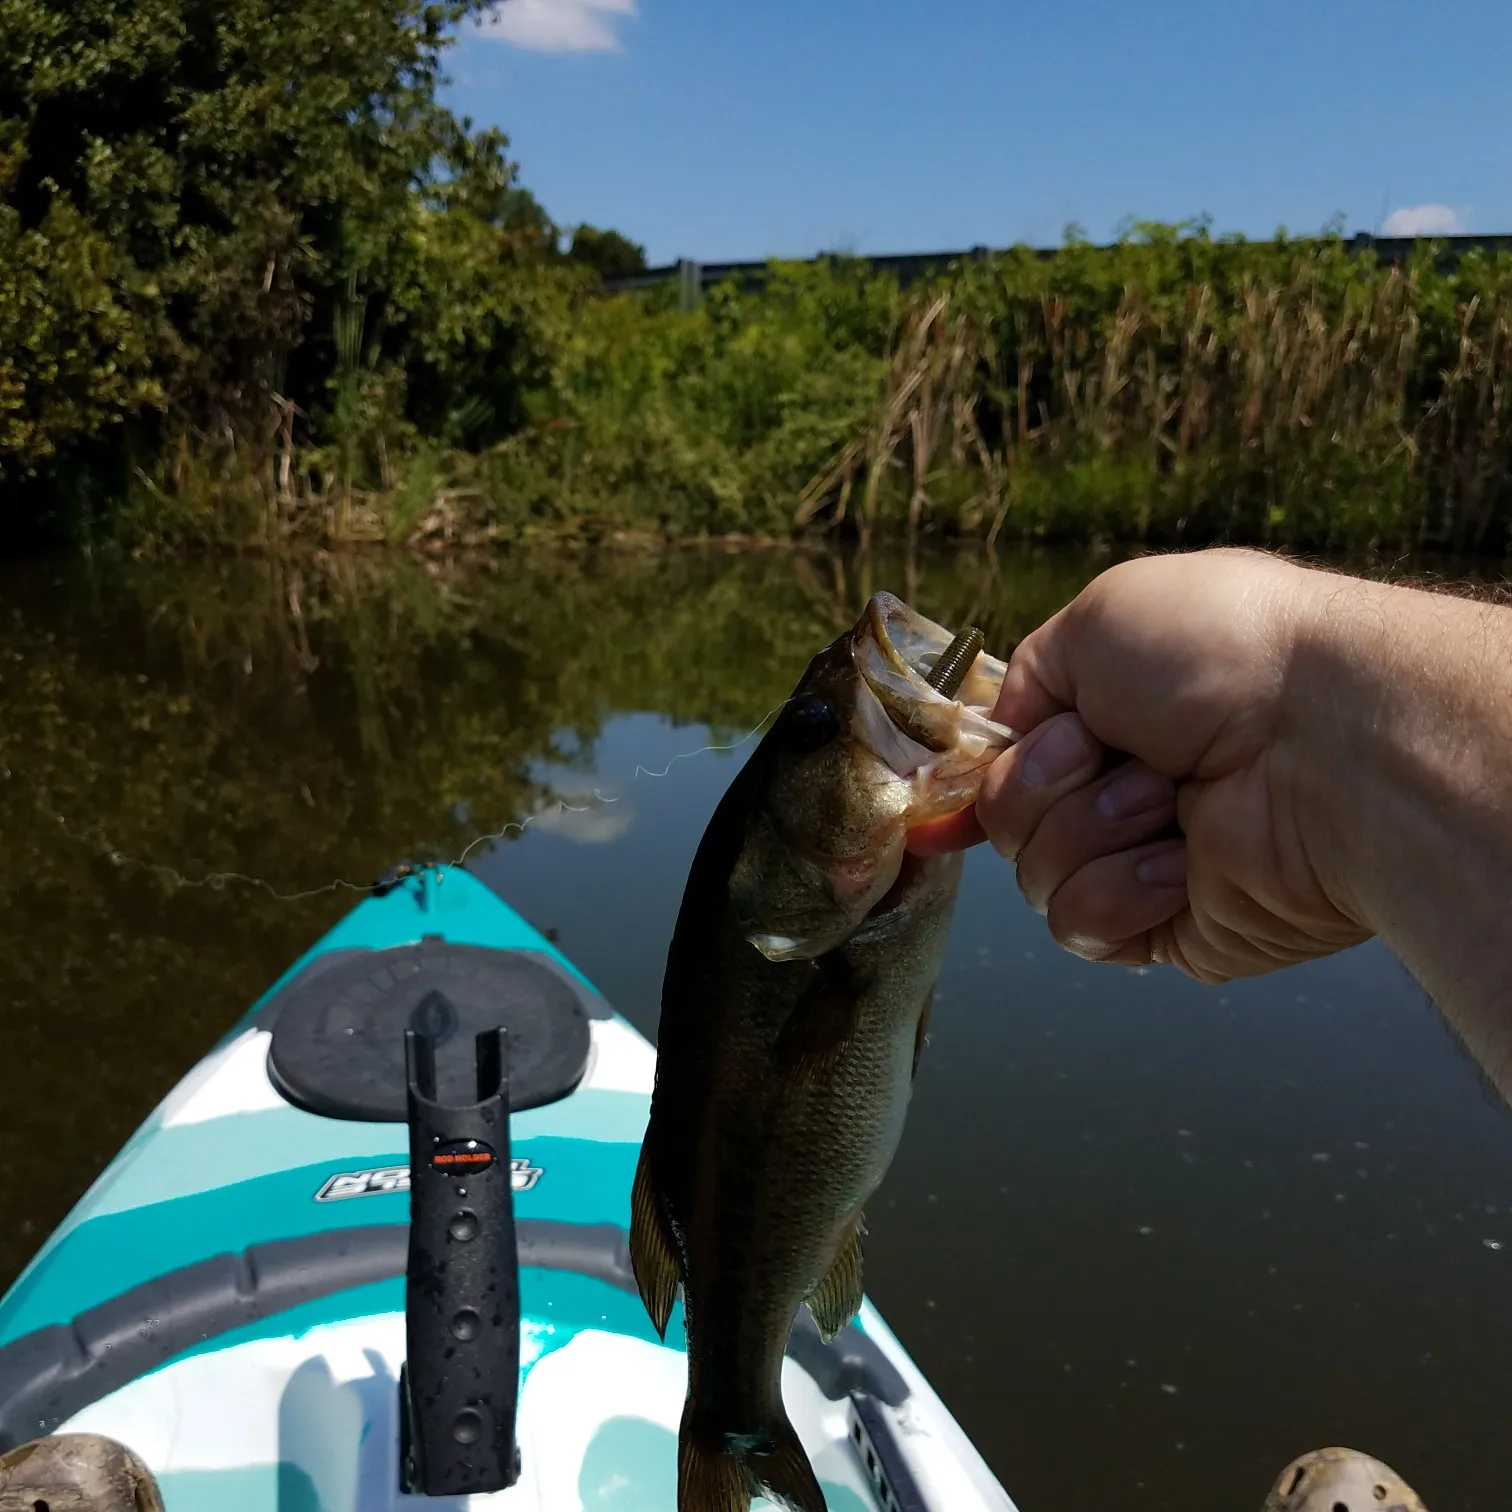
[0,194,162,475]
[485,259,899,538]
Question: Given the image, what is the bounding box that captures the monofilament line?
[3,703,793,904]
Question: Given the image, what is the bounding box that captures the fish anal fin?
[679,1403,826,1512]
[629,1140,680,1340]
[911,988,934,1080]
[774,968,864,1086]
[806,1214,864,1342]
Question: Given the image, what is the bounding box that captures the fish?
[629,591,1015,1512]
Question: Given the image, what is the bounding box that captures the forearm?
[1288,572,1512,1090]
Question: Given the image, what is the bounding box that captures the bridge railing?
[603,234,1512,306]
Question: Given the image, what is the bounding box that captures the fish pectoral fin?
[629,1140,681,1340]
[806,1214,864,1342]
[911,987,934,1080]
[773,966,863,1085]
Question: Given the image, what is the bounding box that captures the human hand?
[912,549,1372,981]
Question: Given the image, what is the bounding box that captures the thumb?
[992,608,1077,733]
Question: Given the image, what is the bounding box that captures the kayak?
[0,862,1018,1511]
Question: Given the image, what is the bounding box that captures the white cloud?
[527,788,636,843]
[1381,203,1467,237]
[476,0,637,52]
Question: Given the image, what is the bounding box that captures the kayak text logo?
[314,1160,543,1202]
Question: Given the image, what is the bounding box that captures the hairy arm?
[1288,572,1512,1088]
[914,550,1512,1100]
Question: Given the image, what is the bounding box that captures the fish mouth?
[742,593,1015,963]
[851,592,1015,778]
[862,593,1007,709]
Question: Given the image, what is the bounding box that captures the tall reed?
[798,231,1512,551]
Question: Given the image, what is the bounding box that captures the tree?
[567,224,648,282]
[0,0,572,524]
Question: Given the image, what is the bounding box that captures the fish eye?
[784,695,841,754]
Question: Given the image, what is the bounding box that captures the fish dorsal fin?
[806,1214,864,1342]
[629,1141,681,1339]
[773,963,864,1086]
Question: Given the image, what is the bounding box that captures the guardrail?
[604,234,1512,306]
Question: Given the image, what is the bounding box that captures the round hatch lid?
[265,938,596,1122]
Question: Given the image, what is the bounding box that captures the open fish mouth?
[851,592,1016,782]
[863,592,1009,709]
[736,591,1018,962]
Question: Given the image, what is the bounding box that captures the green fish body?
[630,594,1013,1512]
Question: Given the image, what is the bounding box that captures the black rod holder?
[399,1022,521,1496]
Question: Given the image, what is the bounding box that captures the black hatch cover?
[264,938,598,1122]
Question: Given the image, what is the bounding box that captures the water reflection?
[0,544,1509,1510]
[0,545,1087,1274]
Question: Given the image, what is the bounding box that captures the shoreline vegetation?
[5,0,1510,556]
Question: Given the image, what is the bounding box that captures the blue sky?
[445,0,1509,265]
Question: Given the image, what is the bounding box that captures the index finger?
[906,621,1075,858]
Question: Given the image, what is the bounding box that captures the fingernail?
[1135,846,1188,889]
[1018,719,1093,790]
[1096,765,1173,820]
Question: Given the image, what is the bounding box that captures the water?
[1,544,1509,1509]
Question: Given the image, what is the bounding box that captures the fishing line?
[452,712,788,867]
[1,703,792,904]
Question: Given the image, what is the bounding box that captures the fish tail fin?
[749,1415,827,1512]
[677,1421,749,1512]
[678,1401,827,1512]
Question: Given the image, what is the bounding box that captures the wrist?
[1277,568,1398,929]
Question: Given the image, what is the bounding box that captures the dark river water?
[1,544,1509,1510]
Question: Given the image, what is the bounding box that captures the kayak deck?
[0,865,1017,1510]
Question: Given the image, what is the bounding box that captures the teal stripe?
[158,1267,672,1374]
[73,1107,407,1221]
[72,1090,645,1223]
[512,1087,648,1144]
[176,1275,404,1360]
[0,1135,639,1346]
[158,1465,321,1512]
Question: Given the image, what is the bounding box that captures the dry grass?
[798,239,1512,551]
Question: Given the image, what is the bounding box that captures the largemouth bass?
[630,592,1015,1512]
